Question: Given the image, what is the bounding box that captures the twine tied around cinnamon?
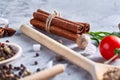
[45,11,60,33]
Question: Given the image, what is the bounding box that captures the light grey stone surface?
[0,0,120,80]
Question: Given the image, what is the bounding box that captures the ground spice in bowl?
[103,68,120,80]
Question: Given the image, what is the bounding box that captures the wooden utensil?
[19,64,65,80]
[20,24,120,80]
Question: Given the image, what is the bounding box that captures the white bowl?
[0,43,22,64]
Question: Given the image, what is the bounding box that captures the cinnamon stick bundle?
[30,9,90,42]
[33,10,86,34]
[37,9,90,33]
[30,19,79,41]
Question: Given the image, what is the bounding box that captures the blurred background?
[1,0,120,31]
[0,0,120,80]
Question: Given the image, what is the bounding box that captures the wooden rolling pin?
[19,64,65,80]
[20,24,94,72]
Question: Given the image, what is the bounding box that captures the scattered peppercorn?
[0,64,34,80]
[56,55,64,62]
[34,61,38,65]
[20,64,24,68]
[18,71,22,76]
[36,68,41,72]
[8,64,12,69]
[5,40,10,43]
[35,53,39,57]
[14,66,20,71]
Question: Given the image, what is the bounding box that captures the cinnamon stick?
[33,11,85,34]
[77,22,90,33]
[30,19,79,41]
[37,9,90,33]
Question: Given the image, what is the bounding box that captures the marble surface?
[1,0,120,80]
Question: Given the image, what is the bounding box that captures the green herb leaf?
[89,31,120,45]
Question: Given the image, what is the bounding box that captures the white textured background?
[1,0,120,80]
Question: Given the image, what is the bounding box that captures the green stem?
[114,48,120,57]
[89,31,120,45]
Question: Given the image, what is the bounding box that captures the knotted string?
[45,11,60,33]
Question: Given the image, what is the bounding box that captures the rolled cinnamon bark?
[33,11,85,34]
[77,22,90,33]
[30,19,79,41]
[37,9,90,33]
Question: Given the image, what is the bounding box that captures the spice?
[30,9,90,42]
[20,64,24,68]
[0,64,33,80]
[36,68,41,72]
[76,34,91,49]
[30,19,79,41]
[34,9,88,33]
[8,64,13,69]
[6,40,10,43]
[14,66,21,71]
[0,43,16,61]
[35,53,39,57]
[34,61,38,65]
[103,68,120,80]
[56,55,64,62]
[0,27,16,38]
[18,71,23,76]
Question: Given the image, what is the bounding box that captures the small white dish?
[0,43,22,64]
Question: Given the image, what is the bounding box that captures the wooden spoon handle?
[19,64,65,80]
[20,24,95,72]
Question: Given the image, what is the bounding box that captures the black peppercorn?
[18,71,22,76]
[34,61,38,65]
[56,55,64,62]
[36,68,41,72]
[2,65,8,69]
[35,53,39,57]
[5,40,9,43]
[20,64,24,68]
[14,67,20,71]
[8,64,12,69]
[0,61,44,79]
